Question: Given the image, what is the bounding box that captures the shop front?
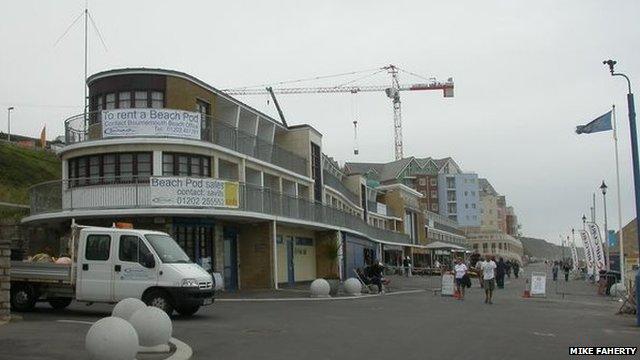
[343,233,377,279]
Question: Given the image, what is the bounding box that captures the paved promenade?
[0,263,637,359]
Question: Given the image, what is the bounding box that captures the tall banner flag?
[586,222,606,271]
[570,240,579,270]
[575,111,612,134]
[578,230,595,275]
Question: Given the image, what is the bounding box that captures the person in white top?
[481,256,497,304]
[453,258,468,300]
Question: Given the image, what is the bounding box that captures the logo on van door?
[120,267,152,280]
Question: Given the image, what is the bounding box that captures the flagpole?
[613,104,625,284]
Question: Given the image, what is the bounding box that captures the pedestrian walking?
[481,256,497,304]
[552,261,559,281]
[563,261,571,282]
[475,258,484,288]
[513,261,520,279]
[505,260,512,278]
[403,256,412,277]
[454,258,468,300]
[496,257,506,288]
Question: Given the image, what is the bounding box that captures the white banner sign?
[530,272,546,296]
[149,177,239,208]
[441,274,455,296]
[101,108,201,140]
[579,230,595,275]
[586,222,606,271]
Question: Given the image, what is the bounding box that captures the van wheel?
[176,305,199,316]
[49,298,73,310]
[11,284,37,312]
[143,290,174,315]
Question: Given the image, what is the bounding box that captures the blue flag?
[576,111,612,134]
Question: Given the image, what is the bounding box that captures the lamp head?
[603,59,617,74]
[7,107,14,111]
[600,180,607,195]
[582,214,587,222]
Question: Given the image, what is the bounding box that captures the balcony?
[64,110,307,176]
[322,170,359,205]
[28,176,412,245]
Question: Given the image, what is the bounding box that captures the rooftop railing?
[64,110,307,176]
[29,176,412,245]
[322,170,360,205]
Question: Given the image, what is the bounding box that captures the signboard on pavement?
[530,272,546,297]
[149,177,239,208]
[441,273,455,296]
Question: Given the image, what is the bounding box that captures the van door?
[112,234,157,301]
[77,233,114,302]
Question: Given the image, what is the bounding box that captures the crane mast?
[222,65,454,160]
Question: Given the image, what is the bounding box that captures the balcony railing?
[64,110,307,176]
[322,170,359,205]
[29,176,412,245]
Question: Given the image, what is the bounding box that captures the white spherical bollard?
[310,278,331,298]
[85,316,138,360]
[343,277,362,296]
[610,282,627,297]
[129,306,173,347]
[112,298,147,321]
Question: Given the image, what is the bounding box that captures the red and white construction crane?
[222,65,454,160]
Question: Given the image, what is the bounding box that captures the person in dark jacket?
[563,261,571,282]
[367,262,386,294]
[552,261,559,281]
[496,257,506,288]
[513,262,520,279]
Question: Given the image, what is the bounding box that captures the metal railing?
[29,176,412,245]
[64,110,307,176]
[322,170,360,205]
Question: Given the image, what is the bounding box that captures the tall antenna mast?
[84,1,88,129]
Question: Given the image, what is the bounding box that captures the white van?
[10,224,217,316]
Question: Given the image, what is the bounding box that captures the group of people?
[452,256,521,304]
[550,260,572,282]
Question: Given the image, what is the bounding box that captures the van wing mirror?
[143,253,156,268]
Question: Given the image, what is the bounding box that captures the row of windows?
[68,152,152,185]
[474,242,513,253]
[162,153,211,177]
[417,178,438,187]
[68,152,217,185]
[95,91,164,110]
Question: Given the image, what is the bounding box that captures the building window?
[471,203,476,209]
[295,237,313,246]
[105,93,116,109]
[431,190,437,198]
[482,243,488,252]
[119,92,131,108]
[431,203,438,211]
[162,153,211,178]
[430,178,437,186]
[68,152,152,186]
[134,91,148,108]
[419,178,426,186]
[151,91,164,108]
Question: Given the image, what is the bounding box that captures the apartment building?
[438,172,480,227]
[22,68,422,290]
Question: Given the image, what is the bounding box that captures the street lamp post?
[600,181,610,270]
[6,107,13,142]
[603,59,640,326]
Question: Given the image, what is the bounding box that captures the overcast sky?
[1,0,639,244]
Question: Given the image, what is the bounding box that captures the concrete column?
[213,157,219,179]
[0,240,10,322]
[272,220,278,289]
[152,151,162,176]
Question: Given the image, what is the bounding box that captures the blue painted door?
[223,228,238,291]
[286,236,295,286]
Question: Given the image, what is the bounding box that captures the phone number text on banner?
[149,177,239,208]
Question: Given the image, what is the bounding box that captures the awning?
[424,241,467,250]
